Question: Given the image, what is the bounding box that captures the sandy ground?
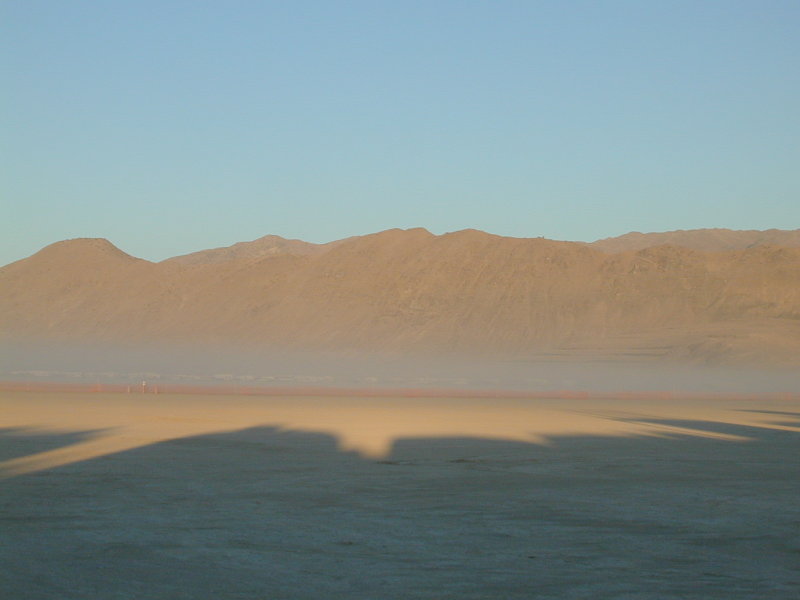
[1,391,799,599]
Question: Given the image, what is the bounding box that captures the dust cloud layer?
[3,340,799,395]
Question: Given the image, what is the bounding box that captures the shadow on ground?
[0,427,108,462]
[1,416,799,600]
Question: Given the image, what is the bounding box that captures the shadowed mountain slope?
[2,230,800,366]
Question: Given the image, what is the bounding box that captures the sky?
[2,0,799,265]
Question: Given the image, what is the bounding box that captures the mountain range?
[2,228,799,367]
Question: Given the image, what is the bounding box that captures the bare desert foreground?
[2,391,799,599]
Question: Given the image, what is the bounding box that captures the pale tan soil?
[2,229,800,366]
[1,391,798,599]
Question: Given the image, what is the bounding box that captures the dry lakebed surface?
[1,390,799,599]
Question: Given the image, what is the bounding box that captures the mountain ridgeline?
[2,228,800,366]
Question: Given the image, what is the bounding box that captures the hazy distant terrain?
[162,234,349,266]
[590,228,800,253]
[2,228,800,368]
[156,228,800,264]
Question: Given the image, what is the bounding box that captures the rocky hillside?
[3,229,800,366]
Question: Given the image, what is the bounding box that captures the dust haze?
[3,228,800,598]
[3,339,798,395]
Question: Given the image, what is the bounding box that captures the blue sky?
[2,1,799,264]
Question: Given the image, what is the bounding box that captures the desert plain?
[6,0,800,592]
[1,389,799,599]
[3,228,800,598]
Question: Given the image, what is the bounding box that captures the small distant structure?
[141,380,147,394]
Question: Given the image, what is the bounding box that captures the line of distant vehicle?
[1,380,797,403]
